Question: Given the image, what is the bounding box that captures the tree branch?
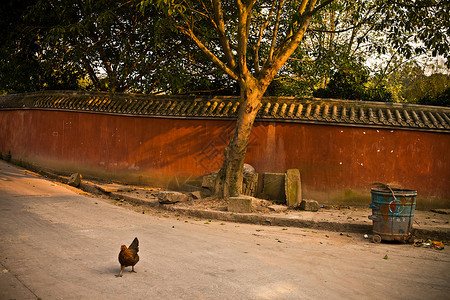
[236,1,250,79]
[268,0,284,62]
[81,56,101,90]
[179,24,239,80]
[298,0,310,15]
[260,0,327,86]
[212,0,236,70]
[309,0,335,16]
[307,25,358,34]
[254,0,277,73]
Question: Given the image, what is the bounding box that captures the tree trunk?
[216,77,264,198]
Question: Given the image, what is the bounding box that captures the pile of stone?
[200,165,320,213]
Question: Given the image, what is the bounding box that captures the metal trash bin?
[368,187,417,243]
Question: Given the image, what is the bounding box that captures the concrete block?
[299,199,320,211]
[228,196,254,213]
[262,173,286,204]
[285,169,302,207]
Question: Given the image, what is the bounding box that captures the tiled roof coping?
[1,90,449,133]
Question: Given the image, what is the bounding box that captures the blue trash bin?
[368,187,417,243]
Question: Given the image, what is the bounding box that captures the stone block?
[262,173,286,204]
[285,169,302,207]
[68,173,82,187]
[268,205,288,212]
[200,187,213,198]
[252,198,272,210]
[201,172,217,191]
[228,196,254,213]
[158,191,188,204]
[189,191,202,200]
[243,163,256,176]
[299,199,320,211]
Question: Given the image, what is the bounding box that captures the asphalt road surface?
[0,160,449,300]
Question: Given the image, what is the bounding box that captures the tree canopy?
[0,0,236,94]
[1,0,448,98]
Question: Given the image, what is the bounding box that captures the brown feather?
[116,237,139,277]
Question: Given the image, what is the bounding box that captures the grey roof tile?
[0,91,449,133]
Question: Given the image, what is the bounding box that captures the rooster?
[116,237,139,277]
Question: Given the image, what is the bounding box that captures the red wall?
[1,109,449,208]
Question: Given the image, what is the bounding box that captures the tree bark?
[216,76,264,198]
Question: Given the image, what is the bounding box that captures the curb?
[31,168,450,241]
[162,206,449,241]
[165,206,372,234]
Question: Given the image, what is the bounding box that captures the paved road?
[0,160,449,300]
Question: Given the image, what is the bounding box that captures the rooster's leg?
[115,266,125,277]
[129,266,137,273]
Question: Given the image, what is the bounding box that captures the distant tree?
[26,0,185,93]
[313,69,392,102]
[0,0,82,93]
[1,0,229,94]
[267,1,383,96]
[377,61,450,105]
[269,0,450,98]
[418,87,450,107]
[402,72,450,104]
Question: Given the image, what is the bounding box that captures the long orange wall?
[1,109,449,208]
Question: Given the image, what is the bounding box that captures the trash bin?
[368,187,417,243]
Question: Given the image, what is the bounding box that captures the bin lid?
[371,187,417,197]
